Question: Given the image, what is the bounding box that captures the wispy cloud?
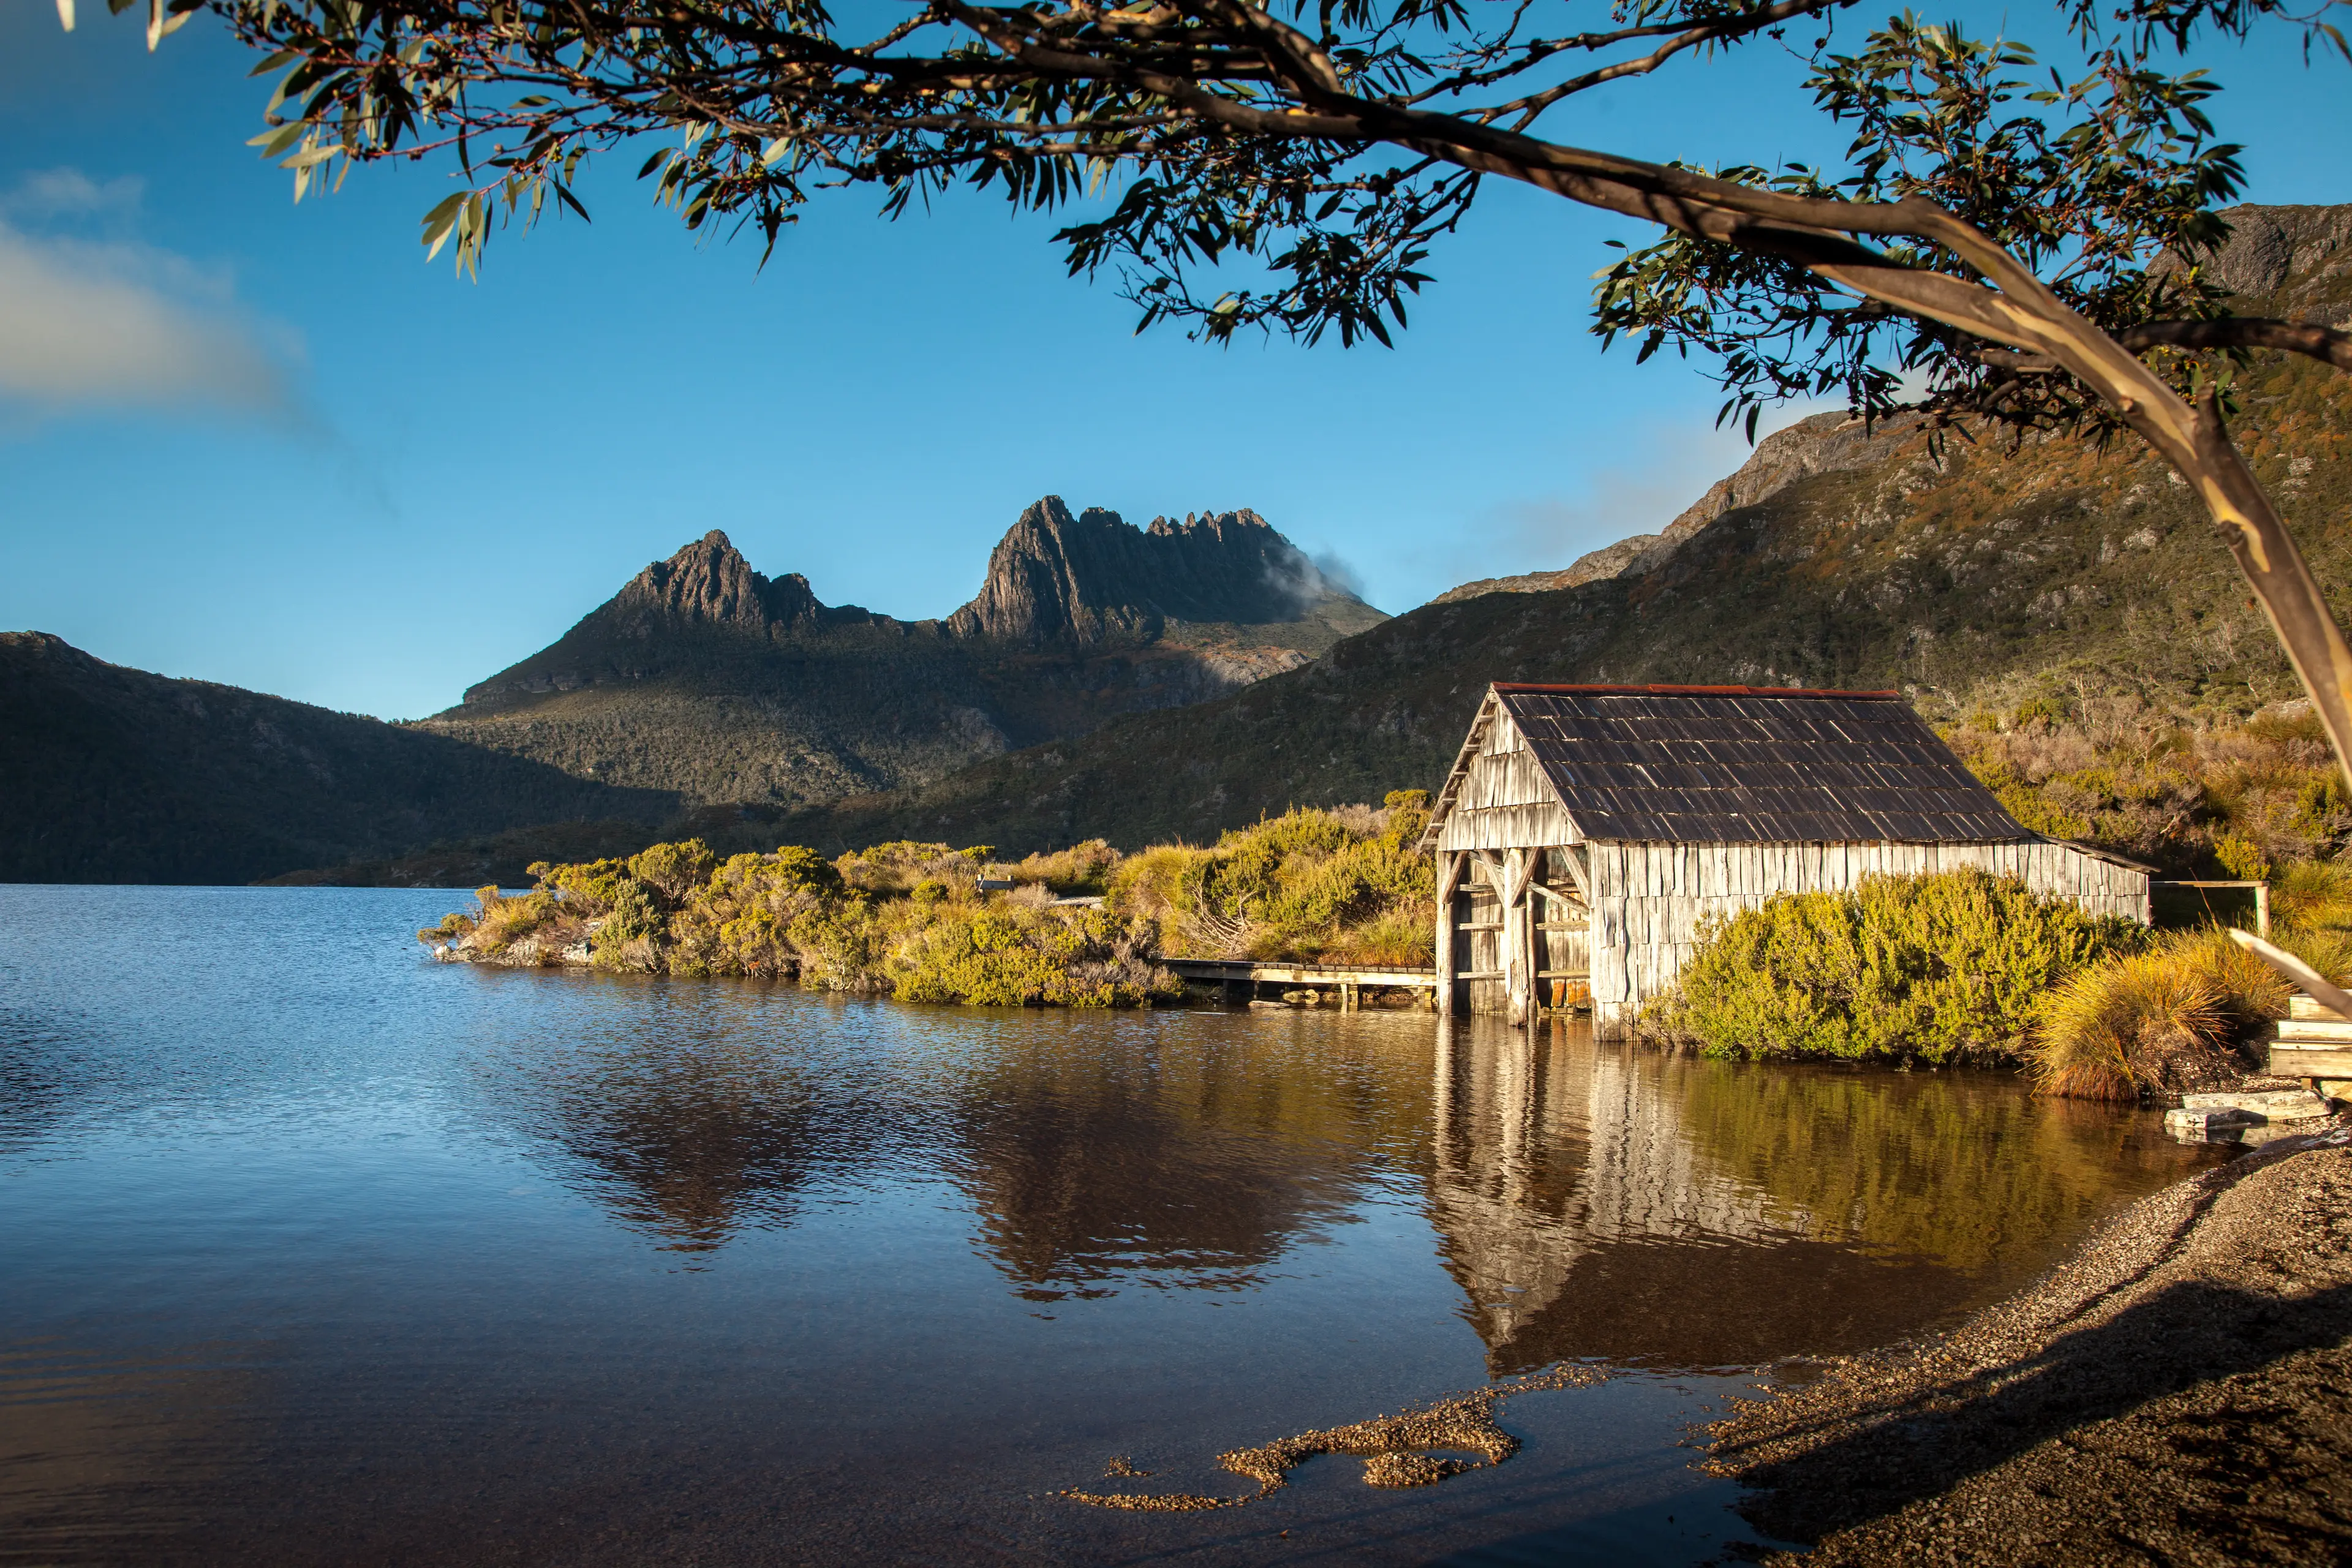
[0,168,299,417]
[1309,548,1366,598]
[7,167,143,223]
[1395,400,1840,605]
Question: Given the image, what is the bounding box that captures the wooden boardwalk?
[1158,958,1439,1006]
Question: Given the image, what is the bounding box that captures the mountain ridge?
[0,630,676,884]
[418,497,1384,805]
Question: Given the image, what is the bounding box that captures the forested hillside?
[0,633,675,884]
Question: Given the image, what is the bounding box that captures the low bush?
[1657,869,2141,1064]
[428,802,1436,1002]
[1107,791,1434,963]
[427,833,1182,1006]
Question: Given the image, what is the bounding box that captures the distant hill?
[742,204,2352,858]
[0,632,676,884]
[414,498,1385,805]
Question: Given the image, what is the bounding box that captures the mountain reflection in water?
[0,889,2228,1566]
[479,990,2208,1367]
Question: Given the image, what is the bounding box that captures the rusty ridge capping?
[1489,682,1904,700]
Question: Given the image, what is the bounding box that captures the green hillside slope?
[0,633,677,884]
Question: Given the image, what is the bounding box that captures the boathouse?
[1418,683,2152,1033]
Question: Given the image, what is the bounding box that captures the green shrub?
[428,804,1424,1005]
[2211,832,2273,884]
[1662,869,2140,1064]
[1107,801,1434,963]
[628,839,716,905]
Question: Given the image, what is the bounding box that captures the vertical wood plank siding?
[1435,716,1578,852]
[1585,840,2152,1035]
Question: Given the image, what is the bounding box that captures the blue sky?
[3,4,2350,720]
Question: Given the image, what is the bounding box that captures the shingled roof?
[1426,683,2030,845]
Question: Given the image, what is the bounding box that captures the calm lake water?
[1,887,2227,1565]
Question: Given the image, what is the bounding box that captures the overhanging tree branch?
[121,0,2352,784]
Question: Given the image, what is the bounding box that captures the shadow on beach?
[1711,1132,2352,1565]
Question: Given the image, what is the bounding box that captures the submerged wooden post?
[1434,850,1461,1019]
[1503,848,1531,1028]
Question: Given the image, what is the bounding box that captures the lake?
[0,886,2227,1564]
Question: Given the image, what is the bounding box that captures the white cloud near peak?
[0,168,298,417]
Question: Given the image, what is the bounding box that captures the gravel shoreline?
[1705,1119,2352,1564]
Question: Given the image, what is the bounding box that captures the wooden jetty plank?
[1158,958,1440,989]
[2274,1020,2352,1042]
[2271,1044,2352,1077]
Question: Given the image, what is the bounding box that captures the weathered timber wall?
[1586,839,2152,1034]
[1437,704,1576,852]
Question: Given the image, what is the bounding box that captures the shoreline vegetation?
[1642,867,2352,1099]
[421,773,2352,1102]
[420,793,1436,1008]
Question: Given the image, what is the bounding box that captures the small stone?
[2180,1090,2333,1121]
[2165,1107,2256,1142]
[1361,1452,1471,1488]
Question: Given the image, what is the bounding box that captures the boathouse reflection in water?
[488,999,2207,1369]
[1432,1014,2214,1368]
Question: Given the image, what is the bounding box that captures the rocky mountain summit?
[948,497,1378,646]
[420,497,1384,805]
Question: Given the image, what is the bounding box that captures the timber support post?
[1502,848,1532,1028]
[1430,851,1449,1025]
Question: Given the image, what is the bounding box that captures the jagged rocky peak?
[948,495,1366,645]
[612,529,823,631]
[2160,203,2352,318]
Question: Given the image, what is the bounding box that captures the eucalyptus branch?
[2120,315,2352,370]
[154,0,2352,783]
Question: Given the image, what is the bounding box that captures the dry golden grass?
[2030,952,2235,1101]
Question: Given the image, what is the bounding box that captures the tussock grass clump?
[2029,954,2235,1101]
[2274,859,2352,932]
[999,839,1119,895]
[2025,924,2352,1099]
[1660,869,2139,1064]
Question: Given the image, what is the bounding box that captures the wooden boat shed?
[1419,683,2152,1033]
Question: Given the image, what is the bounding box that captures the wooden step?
[2290,994,2348,1022]
[2273,1019,2352,1043]
[2269,1044,2352,1079]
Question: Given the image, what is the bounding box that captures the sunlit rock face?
[417,501,1387,807]
[947,497,1382,647]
